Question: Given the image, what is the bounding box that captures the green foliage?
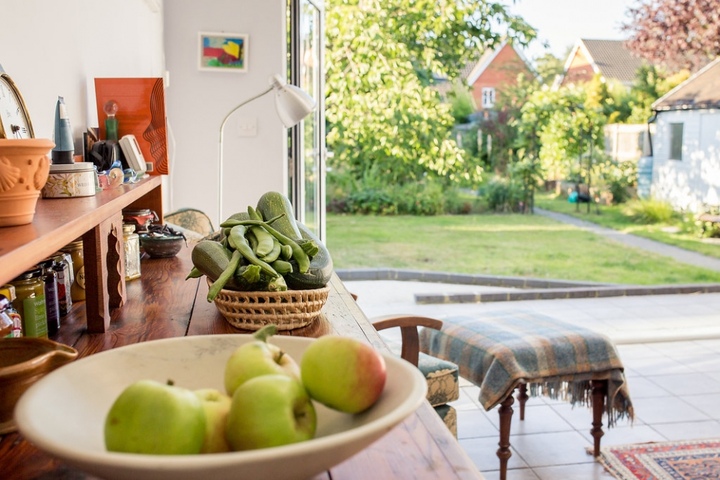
[325,0,537,190]
[622,199,678,224]
[626,65,691,124]
[447,81,476,123]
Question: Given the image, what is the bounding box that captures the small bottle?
[51,256,72,316]
[39,259,61,335]
[0,285,22,337]
[0,295,14,338]
[123,223,141,280]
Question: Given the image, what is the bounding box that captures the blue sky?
[509,0,634,61]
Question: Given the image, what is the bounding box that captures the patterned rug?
[594,438,720,479]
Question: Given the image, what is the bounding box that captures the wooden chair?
[370,315,460,437]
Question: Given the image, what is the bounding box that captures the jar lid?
[123,208,153,216]
[62,240,83,250]
[50,162,95,173]
[12,267,43,282]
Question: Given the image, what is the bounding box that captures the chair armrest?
[370,315,443,367]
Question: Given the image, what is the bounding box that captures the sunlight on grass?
[326,212,720,285]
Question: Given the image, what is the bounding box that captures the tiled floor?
[345,280,720,480]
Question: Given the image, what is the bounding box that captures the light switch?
[237,117,258,137]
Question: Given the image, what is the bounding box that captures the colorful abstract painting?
[199,32,248,72]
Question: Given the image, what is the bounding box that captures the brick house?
[556,39,644,88]
[465,41,534,112]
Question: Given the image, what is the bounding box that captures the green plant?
[622,198,677,224]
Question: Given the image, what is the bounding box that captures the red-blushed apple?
[194,388,232,453]
[225,374,316,451]
[300,336,387,414]
[224,324,300,396]
[104,379,206,455]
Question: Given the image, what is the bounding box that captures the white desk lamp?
[218,74,316,223]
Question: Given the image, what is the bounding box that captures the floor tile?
[533,461,615,480]
[457,408,498,439]
[484,404,575,435]
[650,419,720,440]
[481,468,541,480]
[578,424,666,446]
[631,395,710,424]
[622,375,671,398]
[459,436,527,472]
[644,372,720,395]
[681,392,720,418]
[508,431,595,468]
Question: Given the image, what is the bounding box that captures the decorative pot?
[0,138,54,227]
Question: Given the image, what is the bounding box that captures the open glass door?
[288,0,325,241]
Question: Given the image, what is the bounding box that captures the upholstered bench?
[419,311,634,480]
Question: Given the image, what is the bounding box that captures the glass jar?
[61,240,85,302]
[0,295,14,338]
[123,223,141,281]
[9,268,48,339]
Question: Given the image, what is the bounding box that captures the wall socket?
[237,117,258,137]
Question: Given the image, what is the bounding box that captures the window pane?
[670,123,683,160]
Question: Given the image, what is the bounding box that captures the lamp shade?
[270,74,316,128]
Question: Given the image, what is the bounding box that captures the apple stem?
[252,324,278,343]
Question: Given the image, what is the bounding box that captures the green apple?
[225,374,316,451]
[224,324,300,396]
[194,388,232,454]
[104,379,206,455]
[300,336,387,414]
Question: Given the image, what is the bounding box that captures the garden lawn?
[326,213,720,285]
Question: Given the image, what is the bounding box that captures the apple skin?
[223,340,300,397]
[104,379,206,455]
[300,336,387,414]
[194,388,232,454]
[225,374,316,451]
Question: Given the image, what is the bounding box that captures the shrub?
[622,199,677,224]
[481,177,524,212]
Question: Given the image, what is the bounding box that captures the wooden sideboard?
[0,175,163,333]
[0,183,483,479]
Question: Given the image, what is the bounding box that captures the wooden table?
[0,244,483,479]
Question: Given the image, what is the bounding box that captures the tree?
[325,0,536,187]
[623,0,720,72]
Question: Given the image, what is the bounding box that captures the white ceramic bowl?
[15,334,426,480]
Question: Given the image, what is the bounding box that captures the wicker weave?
[212,285,330,331]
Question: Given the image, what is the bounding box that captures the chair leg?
[497,392,515,480]
[517,384,528,421]
[591,380,607,457]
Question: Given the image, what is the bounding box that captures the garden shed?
[649,58,720,213]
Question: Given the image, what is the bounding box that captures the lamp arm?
[218,84,274,224]
[219,85,274,144]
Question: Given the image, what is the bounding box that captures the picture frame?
[198,32,248,72]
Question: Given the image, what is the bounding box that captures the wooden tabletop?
[0,244,483,479]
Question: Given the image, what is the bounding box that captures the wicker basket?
[211,283,330,331]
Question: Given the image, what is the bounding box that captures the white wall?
[0,0,165,147]
[164,0,287,226]
[652,109,720,212]
[1,0,288,227]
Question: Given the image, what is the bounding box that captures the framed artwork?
[199,32,248,72]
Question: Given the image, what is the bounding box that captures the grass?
[325,212,720,285]
[534,193,720,259]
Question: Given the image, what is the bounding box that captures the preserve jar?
[123,223,141,280]
[61,240,85,302]
[9,268,48,339]
[50,255,72,316]
[0,286,21,337]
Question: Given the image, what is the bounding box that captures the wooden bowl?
[0,337,78,434]
[139,233,185,258]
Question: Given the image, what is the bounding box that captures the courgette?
[256,191,302,238]
[285,222,334,290]
[190,240,242,290]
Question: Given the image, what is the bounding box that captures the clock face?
[0,72,34,139]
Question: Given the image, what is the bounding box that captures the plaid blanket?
[419,311,634,427]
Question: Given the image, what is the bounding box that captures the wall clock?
[0,65,34,139]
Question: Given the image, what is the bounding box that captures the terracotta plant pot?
[0,138,55,227]
[0,337,78,434]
